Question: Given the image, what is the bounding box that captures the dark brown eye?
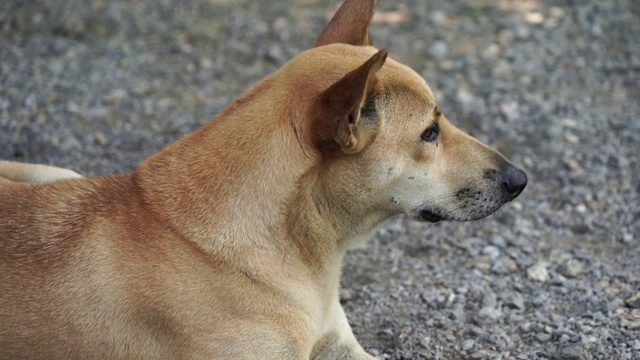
[421,124,439,142]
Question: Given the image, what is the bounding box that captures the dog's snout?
[502,166,527,199]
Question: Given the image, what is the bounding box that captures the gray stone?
[503,291,526,311]
[478,291,502,321]
[461,339,475,351]
[527,262,550,282]
[482,245,500,261]
[552,344,592,360]
[625,292,640,309]
[564,259,584,278]
[535,333,551,343]
[427,40,448,60]
[500,101,520,122]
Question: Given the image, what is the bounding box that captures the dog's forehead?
[319,45,437,105]
[287,44,437,107]
[384,64,430,92]
[378,59,437,107]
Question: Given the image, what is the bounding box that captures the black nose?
[502,166,527,199]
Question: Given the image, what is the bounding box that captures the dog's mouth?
[419,209,442,223]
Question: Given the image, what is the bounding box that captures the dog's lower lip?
[420,209,442,223]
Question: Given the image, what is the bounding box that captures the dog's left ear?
[314,0,376,47]
[316,49,387,154]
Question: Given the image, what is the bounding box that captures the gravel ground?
[1,0,639,359]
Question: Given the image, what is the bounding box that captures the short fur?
[0,0,526,359]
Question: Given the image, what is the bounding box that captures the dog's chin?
[414,190,514,223]
[417,203,505,223]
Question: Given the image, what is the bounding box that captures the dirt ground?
[1,0,638,358]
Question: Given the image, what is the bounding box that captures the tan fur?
[0,0,526,359]
[0,160,82,183]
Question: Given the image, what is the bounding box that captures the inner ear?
[334,93,380,154]
[314,49,387,154]
[360,94,378,119]
[313,0,376,47]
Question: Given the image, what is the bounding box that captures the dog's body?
[0,0,526,358]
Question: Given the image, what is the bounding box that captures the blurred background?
[1,0,638,358]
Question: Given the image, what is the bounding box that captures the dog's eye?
[421,125,439,142]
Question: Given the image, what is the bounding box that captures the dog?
[0,0,527,358]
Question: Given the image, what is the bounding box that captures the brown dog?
[0,0,526,358]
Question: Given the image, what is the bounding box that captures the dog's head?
[284,0,526,226]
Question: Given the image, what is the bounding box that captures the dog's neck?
[134,76,382,280]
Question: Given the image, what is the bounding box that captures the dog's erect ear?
[314,0,376,47]
[317,49,387,154]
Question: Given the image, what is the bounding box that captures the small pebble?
[461,339,475,351]
[527,262,550,282]
[625,292,640,309]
